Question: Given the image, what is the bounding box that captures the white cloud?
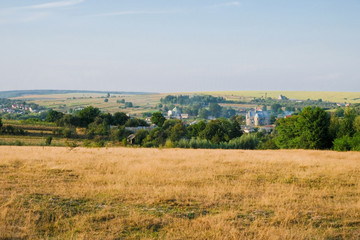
[22,0,85,10]
[91,10,176,17]
[209,1,242,8]
[0,0,85,24]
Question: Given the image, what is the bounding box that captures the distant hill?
[0,90,155,99]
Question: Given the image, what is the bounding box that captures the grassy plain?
[13,93,166,116]
[1,147,359,239]
[203,91,360,103]
[11,91,360,117]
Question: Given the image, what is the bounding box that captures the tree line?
[1,105,360,151]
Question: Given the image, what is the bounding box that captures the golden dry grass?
[1,147,360,239]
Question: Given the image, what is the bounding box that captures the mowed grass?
[1,147,360,239]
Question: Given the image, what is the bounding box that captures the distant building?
[246,110,270,126]
[168,107,181,119]
[278,95,288,100]
[180,114,189,119]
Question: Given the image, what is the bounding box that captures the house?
[145,117,152,124]
[168,107,181,119]
[243,126,255,134]
[181,114,189,119]
[125,125,156,133]
[278,95,288,100]
[259,125,275,133]
[246,110,270,126]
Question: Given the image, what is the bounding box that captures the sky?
[0,0,360,93]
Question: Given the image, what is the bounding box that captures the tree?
[187,121,206,138]
[135,129,149,145]
[199,109,210,119]
[0,117,2,129]
[295,107,331,149]
[144,127,166,147]
[125,102,133,108]
[104,98,109,103]
[338,107,357,137]
[113,112,129,126]
[275,107,331,149]
[209,103,222,118]
[334,108,344,117]
[77,106,101,127]
[125,118,148,127]
[151,112,166,127]
[45,110,64,122]
[329,115,341,140]
[354,116,360,133]
[199,119,230,144]
[271,103,283,114]
[170,123,187,142]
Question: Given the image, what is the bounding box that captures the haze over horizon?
[1,0,359,93]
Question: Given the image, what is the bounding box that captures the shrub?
[164,139,174,148]
[228,134,260,149]
[333,134,360,151]
[45,136,53,146]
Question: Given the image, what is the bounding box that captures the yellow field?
[13,93,166,116]
[1,147,360,239]
[197,91,360,103]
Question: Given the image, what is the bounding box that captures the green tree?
[45,136,53,146]
[338,107,357,137]
[209,103,222,118]
[296,107,331,149]
[0,117,2,129]
[354,116,360,133]
[113,112,129,126]
[104,98,109,103]
[125,118,148,127]
[199,109,210,119]
[275,107,331,149]
[135,129,149,145]
[329,115,341,140]
[125,102,133,108]
[170,123,187,142]
[199,119,230,144]
[77,106,101,127]
[187,121,206,138]
[271,103,283,114]
[144,127,166,147]
[45,110,64,122]
[334,108,345,117]
[151,112,166,127]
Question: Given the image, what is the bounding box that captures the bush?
[228,134,260,149]
[333,134,360,151]
[45,136,53,146]
[164,139,174,148]
[14,140,23,146]
[65,140,78,149]
[333,135,352,151]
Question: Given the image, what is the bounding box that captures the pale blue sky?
[0,0,359,92]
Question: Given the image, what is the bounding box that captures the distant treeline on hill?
[160,95,227,105]
[0,90,155,98]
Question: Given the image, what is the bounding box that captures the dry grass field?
[202,91,360,103]
[1,147,360,239]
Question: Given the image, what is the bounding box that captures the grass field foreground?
[1,147,360,239]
